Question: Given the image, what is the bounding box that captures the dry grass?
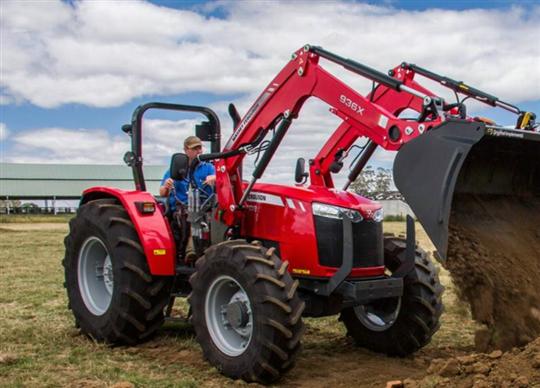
[0,227,211,387]
[0,214,73,224]
[0,221,478,387]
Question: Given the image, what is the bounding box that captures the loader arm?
[360,61,539,258]
[310,64,440,189]
[211,44,538,265]
[214,45,445,225]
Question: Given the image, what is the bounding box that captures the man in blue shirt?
[160,135,216,212]
[160,136,215,262]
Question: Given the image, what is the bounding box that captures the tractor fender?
[81,187,176,275]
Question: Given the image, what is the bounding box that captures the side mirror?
[195,121,215,142]
[170,153,189,180]
[121,124,132,135]
[295,158,309,184]
[228,103,241,128]
[330,149,345,173]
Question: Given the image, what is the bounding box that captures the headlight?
[312,203,363,223]
[373,208,384,222]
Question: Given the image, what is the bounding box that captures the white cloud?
[4,118,209,165]
[0,123,8,141]
[2,1,539,186]
[1,1,539,108]
[0,95,16,105]
[6,127,130,164]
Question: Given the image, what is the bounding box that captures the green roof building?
[1,163,167,212]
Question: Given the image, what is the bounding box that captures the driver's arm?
[160,178,174,197]
[204,175,216,186]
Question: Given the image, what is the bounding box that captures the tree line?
[349,166,403,200]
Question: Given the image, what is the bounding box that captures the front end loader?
[390,64,540,350]
[63,44,539,383]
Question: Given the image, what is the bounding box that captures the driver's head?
[184,136,203,160]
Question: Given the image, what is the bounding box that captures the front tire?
[340,237,443,356]
[63,198,173,344]
[189,240,305,384]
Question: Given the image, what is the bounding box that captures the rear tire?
[188,240,305,384]
[340,237,443,356]
[63,198,173,344]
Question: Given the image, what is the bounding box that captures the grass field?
[0,220,478,387]
[0,214,73,224]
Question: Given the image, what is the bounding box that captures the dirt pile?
[403,336,540,387]
[444,195,540,351]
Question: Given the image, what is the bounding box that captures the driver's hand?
[204,175,216,186]
[165,178,174,189]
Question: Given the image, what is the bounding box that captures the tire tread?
[63,198,173,346]
[188,240,304,384]
[340,236,443,357]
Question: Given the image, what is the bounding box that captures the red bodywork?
[81,187,175,275]
[83,46,460,278]
[241,183,384,278]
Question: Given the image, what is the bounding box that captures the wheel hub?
[102,255,114,295]
[354,297,402,332]
[224,300,249,330]
[205,276,253,356]
[78,236,114,316]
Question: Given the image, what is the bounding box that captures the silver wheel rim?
[205,275,253,356]
[354,297,402,332]
[77,236,114,316]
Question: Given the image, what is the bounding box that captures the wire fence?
[0,206,77,214]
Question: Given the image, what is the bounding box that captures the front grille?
[314,215,383,268]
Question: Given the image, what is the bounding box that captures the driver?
[160,136,216,262]
[159,135,216,211]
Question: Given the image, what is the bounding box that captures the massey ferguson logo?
[248,194,266,201]
[246,192,284,207]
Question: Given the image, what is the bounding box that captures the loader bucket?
[393,120,540,350]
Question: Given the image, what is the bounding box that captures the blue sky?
[1,0,539,187]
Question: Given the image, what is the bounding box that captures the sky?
[1,0,539,190]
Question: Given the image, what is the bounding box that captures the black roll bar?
[126,102,221,192]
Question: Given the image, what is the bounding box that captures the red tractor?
[63,45,539,383]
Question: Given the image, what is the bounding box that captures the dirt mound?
[404,336,540,387]
[444,195,540,351]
